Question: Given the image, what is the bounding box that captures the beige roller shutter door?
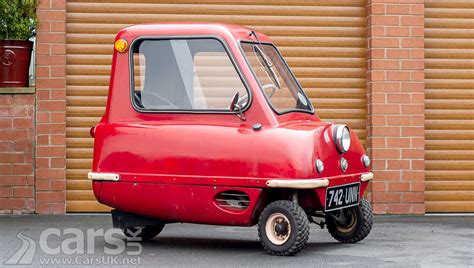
[66,0,367,212]
[425,0,474,212]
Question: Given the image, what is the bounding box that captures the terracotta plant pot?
[0,40,34,87]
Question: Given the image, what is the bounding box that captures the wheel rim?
[335,208,357,233]
[265,212,291,245]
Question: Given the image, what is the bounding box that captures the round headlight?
[315,159,324,174]
[334,124,351,153]
[362,155,371,168]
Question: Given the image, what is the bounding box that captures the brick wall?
[367,0,425,214]
[0,94,35,214]
[34,0,67,214]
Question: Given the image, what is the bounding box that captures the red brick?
[372,192,401,203]
[410,181,425,192]
[50,203,66,214]
[370,82,401,92]
[387,160,410,170]
[37,101,66,112]
[49,180,66,191]
[13,187,34,198]
[410,5,424,14]
[370,37,400,48]
[372,181,387,191]
[50,21,66,32]
[410,204,425,214]
[373,170,401,181]
[51,0,66,9]
[36,192,65,203]
[0,164,12,174]
[50,135,66,145]
[13,118,33,129]
[370,104,400,114]
[36,147,65,158]
[402,60,424,70]
[50,44,66,55]
[401,16,424,26]
[372,149,401,159]
[0,119,12,128]
[0,176,27,186]
[370,15,400,26]
[387,138,411,148]
[401,82,424,92]
[386,49,410,59]
[402,171,425,182]
[0,198,26,209]
[368,71,385,81]
[370,59,400,69]
[12,164,33,175]
[402,126,424,136]
[402,38,424,48]
[402,149,424,159]
[402,192,424,203]
[371,126,401,137]
[36,78,65,89]
[386,27,410,37]
[386,71,411,81]
[0,188,13,197]
[387,94,411,103]
[386,4,411,14]
[51,158,65,168]
[387,115,411,125]
[0,95,13,105]
[13,95,34,105]
[37,123,65,135]
[37,10,66,21]
[369,4,385,15]
[36,168,65,180]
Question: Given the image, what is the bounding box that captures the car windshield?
[241,42,312,114]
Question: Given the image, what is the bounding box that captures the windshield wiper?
[249,31,281,89]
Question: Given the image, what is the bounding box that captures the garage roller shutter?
[424,0,474,212]
[66,0,368,212]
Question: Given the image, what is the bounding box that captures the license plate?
[325,182,360,212]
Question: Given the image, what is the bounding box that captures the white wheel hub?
[265,213,291,245]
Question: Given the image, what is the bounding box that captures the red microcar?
[89,23,374,256]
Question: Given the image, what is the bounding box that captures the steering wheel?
[262,83,278,99]
[141,90,179,109]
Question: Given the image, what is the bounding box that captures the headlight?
[362,155,371,167]
[315,159,324,174]
[333,124,351,153]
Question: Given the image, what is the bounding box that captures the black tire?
[258,200,310,256]
[123,224,165,241]
[326,198,373,243]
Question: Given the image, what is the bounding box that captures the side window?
[131,38,249,111]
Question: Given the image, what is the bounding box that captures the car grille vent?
[215,191,250,211]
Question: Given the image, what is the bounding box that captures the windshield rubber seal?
[239,40,315,116]
[129,35,253,114]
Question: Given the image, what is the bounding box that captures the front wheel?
[123,224,165,241]
[258,200,310,256]
[326,198,373,243]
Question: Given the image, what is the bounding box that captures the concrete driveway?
[0,215,472,267]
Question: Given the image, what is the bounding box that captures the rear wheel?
[326,198,373,243]
[123,224,165,241]
[258,200,309,256]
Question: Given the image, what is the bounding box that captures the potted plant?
[0,0,38,87]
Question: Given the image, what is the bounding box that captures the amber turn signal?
[114,39,128,53]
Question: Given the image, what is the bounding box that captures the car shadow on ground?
[141,236,342,253]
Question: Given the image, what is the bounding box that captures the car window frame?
[239,40,315,116]
[129,36,252,114]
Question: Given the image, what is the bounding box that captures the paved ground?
[0,215,472,267]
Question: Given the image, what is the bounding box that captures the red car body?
[90,23,372,227]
